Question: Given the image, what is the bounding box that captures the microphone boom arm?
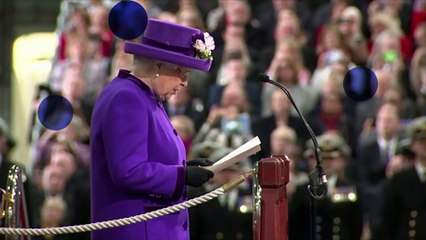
[258,73,327,199]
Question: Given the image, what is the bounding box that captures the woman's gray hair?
[133,55,157,75]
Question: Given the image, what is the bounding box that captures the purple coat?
[90,70,188,240]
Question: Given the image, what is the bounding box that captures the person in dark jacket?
[289,133,363,240]
[382,116,426,240]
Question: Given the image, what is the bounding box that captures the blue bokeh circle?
[343,67,378,101]
[108,0,148,40]
[37,95,73,131]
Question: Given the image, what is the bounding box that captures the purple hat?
[125,18,214,71]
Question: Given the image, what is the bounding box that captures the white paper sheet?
[204,136,261,173]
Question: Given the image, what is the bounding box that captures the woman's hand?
[185,166,214,187]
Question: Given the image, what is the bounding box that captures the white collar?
[378,136,398,153]
[415,161,426,183]
[327,175,338,191]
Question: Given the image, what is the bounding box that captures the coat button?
[316,225,321,232]
[316,216,322,223]
[182,221,187,229]
[333,217,341,224]
[216,232,224,239]
[182,160,185,165]
[409,220,416,227]
[332,234,340,240]
[409,230,416,237]
[333,226,340,233]
[236,232,243,239]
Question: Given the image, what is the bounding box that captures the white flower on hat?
[194,39,206,52]
[193,32,215,61]
[203,32,215,51]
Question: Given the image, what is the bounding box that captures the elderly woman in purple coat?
[90,18,215,240]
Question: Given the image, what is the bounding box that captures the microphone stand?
[257,73,327,240]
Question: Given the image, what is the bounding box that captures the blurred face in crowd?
[42,165,67,196]
[157,11,178,23]
[275,17,298,41]
[225,59,247,83]
[323,156,346,177]
[223,24,245,42]
[379,36,399,53]
[414,24,426,48]
[68,40,87,63]
[286,145,302,174]
[275,43,296,64]
[321,93,343,115]
[277,63,297,85]
[337,16,356,35]
[273,0,295,11]
[412,136,426,160]
[323,28,342,51]
[220,83,246,114]
[372,0,401,16]
[322,74,343,96]
[368,14,390,39]
[91,6,108,30]
[338,7,361,36]
[226,0,250,26]
[50,150,77,180]
[41,199,66,227]
[330,53,350,74]
[179,0,196,8]
[61,68,87,103]
[376,103,400,140]
[270,129,295,156]
[178,9,199,28]
[70,9,89,31]
[223,39,246,60]
[271,90,291,116]
[57,124,77,142]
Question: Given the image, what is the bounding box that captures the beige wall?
[11,32,57,170]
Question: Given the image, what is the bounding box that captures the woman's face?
[369,19,387,38]
[271,90,290,115]
[154,64,189,101]
[337,17,355,35]
[225,59,246,82]
[277,64,296,84]
[275,20,297,40]
[270,135,293,155]
[324,30,341,50]
[414,26,426,47]
[178,10,198,28]
[321,94,343,115]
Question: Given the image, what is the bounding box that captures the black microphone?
[257,73,327,199]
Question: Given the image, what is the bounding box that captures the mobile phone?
[383,50,398,63]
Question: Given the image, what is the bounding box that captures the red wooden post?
[257,155,290,240]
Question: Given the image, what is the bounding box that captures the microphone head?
[257,73,270,83]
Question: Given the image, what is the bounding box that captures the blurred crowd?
[1,0,426,239]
